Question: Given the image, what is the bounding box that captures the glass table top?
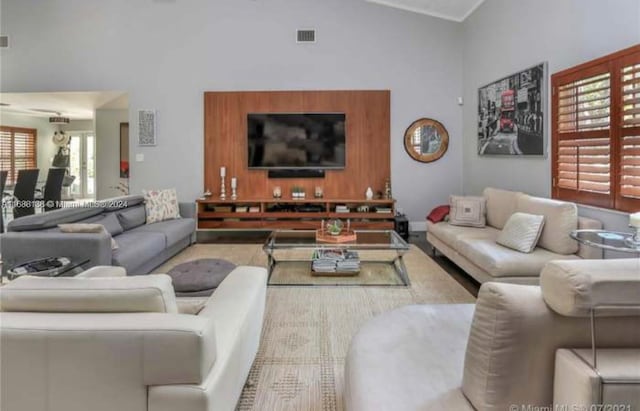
[264,230,409,251]
[570,229,640,253]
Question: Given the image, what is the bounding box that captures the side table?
[570,229,640,254]
[5,257,90,281]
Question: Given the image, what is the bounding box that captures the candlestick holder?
[220,176,226,200]
[231,186,237,200]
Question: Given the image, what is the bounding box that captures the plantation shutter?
[0,126,38,184]
[553,64,613,208]
[552,44,640,212]
[617,49,640,211]
[0,129,13,182]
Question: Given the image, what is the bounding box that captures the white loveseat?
[427,187,603,284]
[344,258,640,411]
[0,265,267,411]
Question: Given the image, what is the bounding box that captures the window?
[552,44,640,212]
[0,126,37,184]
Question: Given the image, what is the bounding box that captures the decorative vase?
[365,187,373,200]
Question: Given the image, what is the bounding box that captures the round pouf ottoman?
[166,258,237,297]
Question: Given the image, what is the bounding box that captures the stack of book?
[335,205,350,213]
[312,249,360,274]
[375,207,392,213]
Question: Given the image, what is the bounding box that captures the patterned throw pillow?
[496,212,545,253]
[449,195,486,227]
[143,188,181,224]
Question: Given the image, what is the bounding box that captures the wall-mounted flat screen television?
[247,113,346,169]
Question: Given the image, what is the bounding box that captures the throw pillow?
[496,212,545,253]
[58,223,119,250]
[143,188,181,224]
[449,196,486,227]
[426,205,450,223]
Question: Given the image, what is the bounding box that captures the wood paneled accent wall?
[204,90,390,200]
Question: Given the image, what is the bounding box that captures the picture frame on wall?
[138,109,157,146]
[477,62,547,156]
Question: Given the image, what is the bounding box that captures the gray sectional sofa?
[1,195,196,275]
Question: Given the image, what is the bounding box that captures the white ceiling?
[366,0,485,22]
[0,91,128,120]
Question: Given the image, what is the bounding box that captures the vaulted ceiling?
[365,0,485,22]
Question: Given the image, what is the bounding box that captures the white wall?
[0,0,464,225]
[462,0,640,234]
[95,109,127,199]
[0,112,58,181]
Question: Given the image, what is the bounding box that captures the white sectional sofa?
[427,187,603,284]
[344,258,640,411]
[0,265,267,411]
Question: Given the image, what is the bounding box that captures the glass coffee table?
[263,230,411,286]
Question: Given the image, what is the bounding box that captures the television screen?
[248,113,346,169]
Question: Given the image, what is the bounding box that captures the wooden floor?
[197,230,481,297]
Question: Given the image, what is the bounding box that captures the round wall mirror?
[403,118,449,163]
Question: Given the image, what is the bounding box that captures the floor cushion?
[166,259,236,297]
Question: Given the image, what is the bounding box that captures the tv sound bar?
[268,169,326,179]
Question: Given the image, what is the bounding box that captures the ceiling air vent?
[296,29,316,43]
[0,36,8,48]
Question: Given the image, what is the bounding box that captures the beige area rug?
[156,244,475,411]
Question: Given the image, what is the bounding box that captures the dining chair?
[43,168,66,211]
[12,169,39,219]
[0,170,8,232]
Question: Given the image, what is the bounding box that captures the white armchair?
[0,265,267,411]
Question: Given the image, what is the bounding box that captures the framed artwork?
[477,62,547,156]
[138,109,157,146]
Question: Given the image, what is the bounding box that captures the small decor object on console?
[231,177,237,200]
[365,187,373,200]
[292,186,306,199]
[384,179,392,199]
[219,167,226,200]
[315,186,323,198]
[273,186,282,198]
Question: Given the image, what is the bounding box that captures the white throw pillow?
[496,212,545,253]
[143,188,181,224]
[449,195,486,227]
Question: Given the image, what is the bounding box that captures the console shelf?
[196,198,396,230]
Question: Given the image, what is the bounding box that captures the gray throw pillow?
[496,212,545,253]
[449,195,486,227]
[116,205,147,231]
[81,213,124,236]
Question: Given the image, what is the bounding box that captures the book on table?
[312,249,360,273]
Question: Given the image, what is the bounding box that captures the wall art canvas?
[138,109,157,146]
[478,63,547,156]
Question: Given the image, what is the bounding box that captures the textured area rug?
[156,244,475,411]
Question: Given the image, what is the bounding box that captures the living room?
[1,0,639,410]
